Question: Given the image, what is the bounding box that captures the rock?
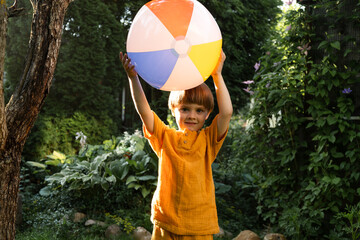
[73,212,86,222]
[105,224,121,239]
[233,230,260,240]
[84,219,106,227]
[133,226,152,240]
[264,233,286,240]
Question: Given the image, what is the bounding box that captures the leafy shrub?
[337,203,360,240]
[23,112,117,161]
[234,1,360,239]
[41,130,158,199]
[105,212,136,234]
[20,131,156,238]
[214,114,262,233]
[19,193,74,232]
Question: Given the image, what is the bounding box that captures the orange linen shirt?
[143,112,228,235]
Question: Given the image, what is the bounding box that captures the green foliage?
[43,151,71,167]
[18,193,135,240]
[232,0,360,239]
[105,212,135,234]
[46,0,124,119]
[23,112,117,161]
[214,114,262,233]
[19,131,155,239]
[199,0,282,108]
[20,193,74,232]
[54,218,105,240]
[338,203,360,240]
[16,227,134,240]
[5,0,282,162]
[12,1,360,239]
[18,0,127,162]
[16,227,59,240]
[42,130,157,199]
[4,0,32,103]
[125,0,283,123]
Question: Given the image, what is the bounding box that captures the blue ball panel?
[128,50,179,89]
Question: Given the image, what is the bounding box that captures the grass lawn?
[16,227,134,240]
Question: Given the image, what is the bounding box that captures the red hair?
[168,83,214,113]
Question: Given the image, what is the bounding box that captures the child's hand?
[212,50,226,77]
[120,52,138,79]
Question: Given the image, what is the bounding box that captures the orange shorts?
[151,225,213,240]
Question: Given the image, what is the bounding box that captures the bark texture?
[0,0,8,150]
[0,0,72,239]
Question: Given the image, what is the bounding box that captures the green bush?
[338,203,360,240]
[214,114,262,233]
[19,193,74,232]
[23,125,263,238]
[20,131,156,238]
[41,130,157,199]
[23,112,117,161]
[233,1,360,239]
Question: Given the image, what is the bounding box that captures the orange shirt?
[143,112,228,235]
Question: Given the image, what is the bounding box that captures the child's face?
[173,103,210,132]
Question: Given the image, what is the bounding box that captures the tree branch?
[7,0,25,18]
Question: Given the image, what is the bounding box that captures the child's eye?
[180,108,189,112]
[196,109,204,113]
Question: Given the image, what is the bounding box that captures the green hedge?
[232,1,360,239]
[23,112,117,161]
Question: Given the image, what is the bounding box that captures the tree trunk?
[0,0,8,150]
[0,0,72,239]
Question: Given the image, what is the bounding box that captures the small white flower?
[75,131,87,148]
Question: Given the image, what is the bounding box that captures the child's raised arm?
[211,50,233,140]
[120,52,154,133]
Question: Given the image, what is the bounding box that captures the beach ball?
[126,0,222,91]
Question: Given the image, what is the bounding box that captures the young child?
[120,50,232,240]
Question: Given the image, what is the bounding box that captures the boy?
[120,50,232,240]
